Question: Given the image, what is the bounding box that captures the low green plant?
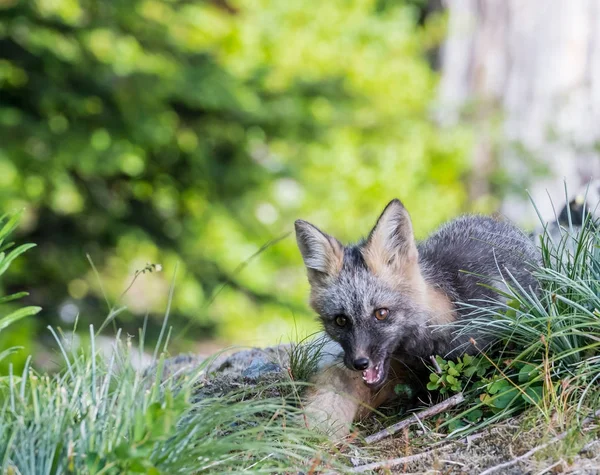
[426,354,491,395]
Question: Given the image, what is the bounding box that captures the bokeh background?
[1,0,598,372]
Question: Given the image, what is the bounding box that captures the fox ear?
[363,199,418,273]
[295,220,344,281]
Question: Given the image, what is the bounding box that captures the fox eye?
[374,308,389,320]
[335,315,348,327]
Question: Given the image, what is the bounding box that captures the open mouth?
[361,358,388,388]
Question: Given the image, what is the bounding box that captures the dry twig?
[349,450,437,473]
[478,432,568,475]
[364,392,465,444]
[429,355,443,374]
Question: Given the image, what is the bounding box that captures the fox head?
[295,199,452,388]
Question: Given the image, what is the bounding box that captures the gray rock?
[242,360,282,380]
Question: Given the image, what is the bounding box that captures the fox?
[295,199,540,437]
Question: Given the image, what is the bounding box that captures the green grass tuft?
[286,332,329,383]
[436,198,600,436]
[0,326,352,474]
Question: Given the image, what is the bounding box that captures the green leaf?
[0,346,24,363]
[50,440,64,475]
[480,394,493,406]
[476,364,491,377]
[145,402,163,428]
[429,373,439,383]
[0,306,41,332]
[518,363,538,383]
[134,409,146,443]
[0,213,22,243]
[448,367,460,377]
[492,388,519,409]
[0,243,36,277]
[447,418,466,432]
[446,375,457,385]
[114,443,131,459]
[522,385,543,405]
[463,365,478,377]
[488,379,509,395]
[0,291,29,304]
[504,299,521,319]
[0,241,15,253]
[86,452,101,474]
[465,409,483,422]
[129,458,157,472]
[427,381,439,390]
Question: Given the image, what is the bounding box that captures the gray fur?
[296,199,540,387]
[416,215,540,356]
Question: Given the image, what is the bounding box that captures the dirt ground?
[358,421,600,474]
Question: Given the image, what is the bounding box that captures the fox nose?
[353,357,370,370]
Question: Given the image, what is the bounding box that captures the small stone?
[242,360,282,380]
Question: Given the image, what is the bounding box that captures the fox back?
[295,199,539,388]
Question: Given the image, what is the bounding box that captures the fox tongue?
[362,365,380,385]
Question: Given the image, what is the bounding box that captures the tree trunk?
[438,0,600,225]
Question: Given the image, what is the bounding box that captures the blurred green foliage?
[0,212,41,374]
[0,0,471,366]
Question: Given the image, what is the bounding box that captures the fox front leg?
[303,363,371,438]
[302,338,399,438]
